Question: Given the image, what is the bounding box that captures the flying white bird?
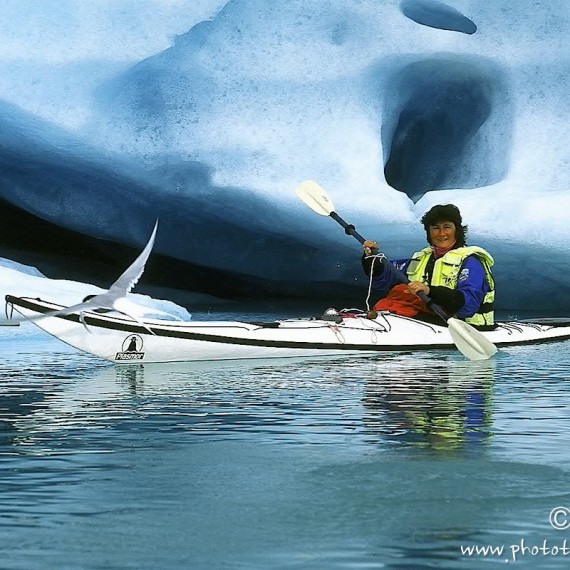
[4,220,170,334]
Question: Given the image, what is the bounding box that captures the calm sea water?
[1,315,570,569]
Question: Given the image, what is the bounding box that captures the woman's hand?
[363,240,379,256]
[407,281,430,296]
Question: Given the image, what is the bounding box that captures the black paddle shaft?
[328,211,450,322]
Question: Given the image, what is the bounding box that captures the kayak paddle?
[295,180,498,361]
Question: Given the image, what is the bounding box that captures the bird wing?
[109,220,158,294]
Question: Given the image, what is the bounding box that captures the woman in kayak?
[362,204,495,329]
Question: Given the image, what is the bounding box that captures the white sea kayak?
[5,295,570,364]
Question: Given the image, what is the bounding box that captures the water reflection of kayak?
[6,295,570,364]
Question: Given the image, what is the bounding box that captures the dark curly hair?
[420,204,468,247]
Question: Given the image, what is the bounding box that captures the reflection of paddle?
[295,180,498,361]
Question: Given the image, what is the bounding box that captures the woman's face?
[429,220,457,248]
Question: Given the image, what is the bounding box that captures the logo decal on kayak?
[115,334,145,361]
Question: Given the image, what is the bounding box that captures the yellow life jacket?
[406,246,495,327]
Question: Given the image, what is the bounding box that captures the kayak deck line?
[4,295,446,349]
[5,295,442,337]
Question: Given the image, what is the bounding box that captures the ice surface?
[0,1,569,312]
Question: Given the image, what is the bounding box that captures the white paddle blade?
[295,180,336,216]
[448,318,498,361]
